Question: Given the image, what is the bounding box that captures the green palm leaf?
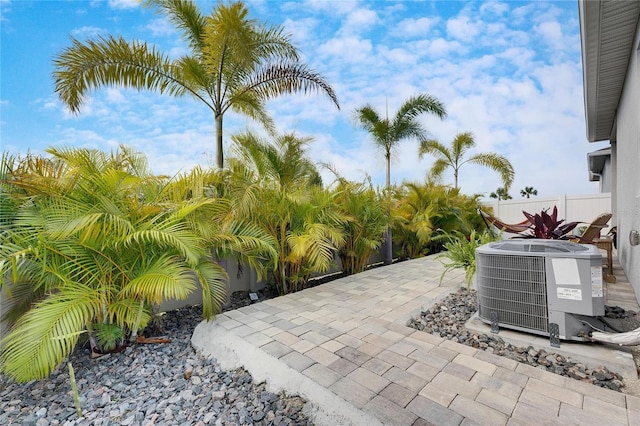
[1,283,100,382]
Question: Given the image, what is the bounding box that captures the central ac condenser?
[475,239,604,342]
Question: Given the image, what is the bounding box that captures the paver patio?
[192,254,640,425]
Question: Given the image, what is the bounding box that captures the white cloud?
[107,0,139,10]
[0,0,11,23]
[446,15,481,42]
[71,26,104,38]
[105,88,128,105]
[146,18,176,37]
[479,1,509,16]
[423,38,463,58]
[536,20,564,51]
[283,17,319,45]
[317,36,373,64]
[392,17,439,39]
[341,7,377,35]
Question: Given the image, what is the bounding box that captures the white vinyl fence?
[480,193,612,234]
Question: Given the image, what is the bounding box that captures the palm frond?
[53,35,191,113]
[144,0,207,52]
[242,62,340,109]
[467,152,515,189]
[118,255,195,305]
[1,284,100,382]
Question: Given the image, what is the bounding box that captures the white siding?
[613,19,640,303]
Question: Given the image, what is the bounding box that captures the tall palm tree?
[490,187,513,200]
[53,0,339,169]
[353,94,447,264]
[419,131,514,190]
[520,186,538,198]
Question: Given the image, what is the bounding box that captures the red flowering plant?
[521,206,580,239]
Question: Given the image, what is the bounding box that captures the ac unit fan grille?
[477,253,548,333]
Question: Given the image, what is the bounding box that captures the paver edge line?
[191,318,384,426]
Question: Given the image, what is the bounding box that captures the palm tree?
[353,94,447,264]
[520,186,538,198]
[325,171,388,276]
[0,145,274,382]
[53,0,339,169]
[490,187,513,200]
[226,131,345,294]
[419,131,514,190]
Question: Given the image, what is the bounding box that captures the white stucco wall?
[613,20,640,303]
[601,156,612,193]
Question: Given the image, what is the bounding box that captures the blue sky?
[1,0,610,198]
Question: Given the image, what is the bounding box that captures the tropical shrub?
[391,182,485,259]
[438,230,499,288]
[226,131,346,295]
[0,146,273,382]
[329,177,388,276]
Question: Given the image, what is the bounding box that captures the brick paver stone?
[365,395,418,425]
[377,349,416,370]
[362,357,393,376]
[452,353,497,376]
[260,341,292,359]
[406,395,464,426]
[384,367,428,393]
[406,361,439,382]
[442,362,476,380]
[409,349,449,369]
[328,357,358,376]
[475,388,518,416]
[302,363,342,388]
[335,346,371,366]
[305,346,340,366]
[280,351,315,372]
[329,377,376,408]
[510,402,566,426]
[525,378,583,407]
[518,389,560,414]
[273,331,300,346]
[290,339,316,354]
[380,382,418,408]
[583,396,629,425]
[559,402,626,426]
[348,367,391,393]
[449,395,508,425]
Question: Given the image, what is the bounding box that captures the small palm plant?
[438,230,499,288]
[328,175,388,275]
[226,131,346,295]
[0,145,273,382]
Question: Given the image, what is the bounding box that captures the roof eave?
[579,0,640,142]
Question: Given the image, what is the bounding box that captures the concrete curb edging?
[191,319,383,426]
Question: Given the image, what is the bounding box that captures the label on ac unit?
[557,287,582,301]
[591,266,603,297]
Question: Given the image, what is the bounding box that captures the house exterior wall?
[613,19,640,301]
[601,156,612,193]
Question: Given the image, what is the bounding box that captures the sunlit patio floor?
[192,252,640,426]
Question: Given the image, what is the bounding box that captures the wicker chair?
[572,213,614,282]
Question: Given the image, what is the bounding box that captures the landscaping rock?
[408,288,626,392]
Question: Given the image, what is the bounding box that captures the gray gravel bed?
[0,295,311,426]
[408,288,630,392]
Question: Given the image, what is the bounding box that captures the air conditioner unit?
[475,239,604,345]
